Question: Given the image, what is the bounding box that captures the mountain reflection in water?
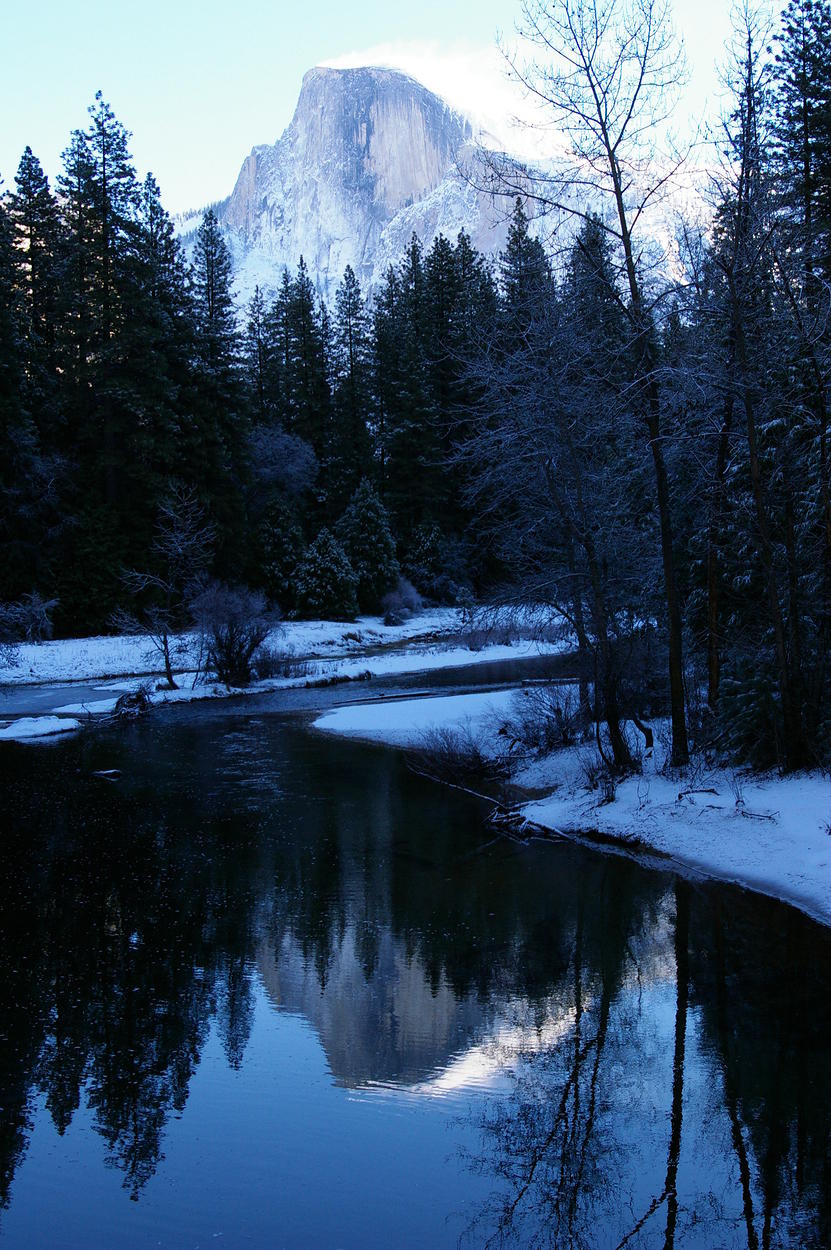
[0,707,829,1249]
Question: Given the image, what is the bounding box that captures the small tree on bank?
[295,528,358,620]
[336,480,399,611]
[117,486,214,688]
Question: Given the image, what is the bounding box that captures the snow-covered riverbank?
[0,611,463,686]
[0,611,567,740]
[314,688,831,928]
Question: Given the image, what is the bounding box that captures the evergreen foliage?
[326,265,373,516]
[255,497,306,609]
[1,51,831,769]
[295,529,358,620]
[335,479,399,610]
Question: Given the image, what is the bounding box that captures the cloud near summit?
[318,41,559,161]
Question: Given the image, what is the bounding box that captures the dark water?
[0,700,830,1249]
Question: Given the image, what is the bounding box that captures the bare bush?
[0,637,19,670]
[382,577,423,625]
[456,607,570,653]
[251,646,311,681]
[0,591,58,645]
[579,750,617,805]
[502,685,584,755]
[408,723,512,786]
[190,583,277,687]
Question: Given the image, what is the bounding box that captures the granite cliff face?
[179,66,514,302]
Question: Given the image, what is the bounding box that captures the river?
[0,663,829,1248]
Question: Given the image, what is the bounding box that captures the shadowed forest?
[3,1,831,771]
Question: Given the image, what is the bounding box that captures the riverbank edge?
[0,614,569,736]
[312,693,831,931]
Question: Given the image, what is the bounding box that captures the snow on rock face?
[179,66,517,304]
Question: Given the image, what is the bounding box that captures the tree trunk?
[566,538,593,729]
[607,150,688,766]
[706,391,735,710]
[162,634,177,690]
[731,290,804,769]
[646,393,689,766]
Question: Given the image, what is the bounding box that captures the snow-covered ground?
[314,688,517,746]
[0,611,567,741]
[0,611,463,687]
[313,688,831,928]
[0,715,83,741]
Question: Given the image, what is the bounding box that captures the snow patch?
[0,716,83,742]
[313,689,518,746]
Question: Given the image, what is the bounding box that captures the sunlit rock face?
[256,930,493,1088]
[180,66,514,304]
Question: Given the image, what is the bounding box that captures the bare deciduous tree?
[117,485,215,689]
[492,0,691,764]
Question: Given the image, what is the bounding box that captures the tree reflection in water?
[463,877,831,1250]
[0,713,829,1247]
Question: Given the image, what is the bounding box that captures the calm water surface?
[0,691,829,1249]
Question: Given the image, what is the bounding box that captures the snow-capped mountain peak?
[178,65,517,305]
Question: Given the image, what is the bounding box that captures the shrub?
[335,480,399,611]
[190,583,275,687]
[579,749,617,804]
[295,529,359,620]
[0,591,58,644]
[502,685,583,756]
[251,646,311,681]
[408,723,511,786]
[381,577,422,625]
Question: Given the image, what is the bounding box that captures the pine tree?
[115,173,191,541]
[192,209,236,369]
[326,265,373,515]
[704,10,819,769]
[190,208,248,577]
[281,257,330,454]
[774,0,831,280]
[499,198,553,333]
[335,479,399,610]
[50,98,142,628]
[266,268,293,428]
[0,193,42,602]
[373,236,436,543]
[56,128,96,436]
[421,231,498,555]
[8,147,63,428]
[566,214,627,373]
[295,528,358,619]
[84,92,138,345]
[243,286,269,424]
[256,496,305,609]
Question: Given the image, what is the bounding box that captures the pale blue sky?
[1,0,741,213]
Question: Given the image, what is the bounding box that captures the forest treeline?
[0,93,496,634]
[2,0,831,771]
